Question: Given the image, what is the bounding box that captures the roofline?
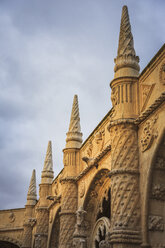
[140,43,165,77]
[0,207,25,212]
[81,108,113,148]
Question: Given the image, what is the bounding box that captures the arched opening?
[0,241,20,248]
[49,207,61,248]
[96,188,111,220]
[147,132,165,246]
[83,169,111,248]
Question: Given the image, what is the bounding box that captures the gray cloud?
[0,0,164,209]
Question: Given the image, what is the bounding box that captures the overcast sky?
[0,0,164,210]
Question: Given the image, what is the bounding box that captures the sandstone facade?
[0,5,165,248]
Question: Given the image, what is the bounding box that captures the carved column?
[22,206,36,248]
[34,183,51,248]
[35,206,49,248]
[59,178,78,248]
[59,94,82,247]
[108,122,141,248]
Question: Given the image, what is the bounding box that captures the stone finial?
[26,169,37,206]
[66,95,83,149]
[114,5,140,77]
[41,141,54,184]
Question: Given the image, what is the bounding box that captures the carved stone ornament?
[28,218,36,227]
[9,211,15,223]
[152,184,165,201]
[73,206,87,248]
[95,129,105,152]
[141,115,158,152]
[159,62,165,85]
[111,87,118,107]
[155,156,165,170]
[148,215,164,231]
[141,84,155,111]
[90,217,111,248]
[86,140,93,157]
[79,180,85,198]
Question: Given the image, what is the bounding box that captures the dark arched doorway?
[0,241,20,248]
[83,169,111,248]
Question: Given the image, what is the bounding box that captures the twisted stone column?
[22,222,33,248]
[59,178,78,248]
[34,207,49,248]
[108,122,141,248]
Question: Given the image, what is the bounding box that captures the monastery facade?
[0,5,165,248]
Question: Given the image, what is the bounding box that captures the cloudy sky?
[0,0,164,209]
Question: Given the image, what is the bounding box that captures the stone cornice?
[60,177,77,184]
[0,227,24,232]
[76,144,111,181]
[107,118,137,131]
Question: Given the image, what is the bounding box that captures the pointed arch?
[82,168,111,247]
[48,207,61,248]
[0,236,22,248]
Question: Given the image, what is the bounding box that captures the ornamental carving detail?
[73,206,87,247]
[148,215,164,231]
[152,184,165,201]
[28,218,36,227]
[90,217,111,248]
[9,211,15,223]
[155,157,165,170]
[86,141,93,157]
[141,115,158,152]
[95,129,105,152]
[111,87,118,106]
[141,84,155,111]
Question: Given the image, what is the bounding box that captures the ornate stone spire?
[26,169,37,205]
[41,141,54,184]
[114,5,140,77]
[66,95,83,148]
